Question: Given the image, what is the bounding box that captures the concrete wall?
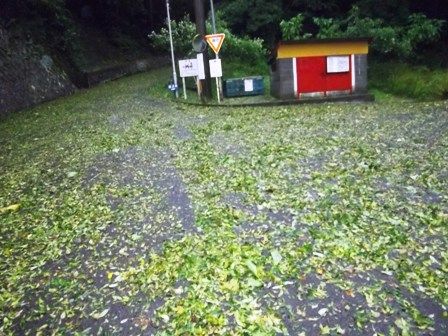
[0,27,76,117]
[354,54,368,93]
[270,58,295,99]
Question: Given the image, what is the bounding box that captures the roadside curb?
[177,93,375,108]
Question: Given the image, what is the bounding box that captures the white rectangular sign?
[209,59,222,78]
[327,56,350,73]
[244,79,254,92]
[197,54,205,80]
[178,59,199,78]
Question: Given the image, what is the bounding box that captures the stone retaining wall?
[0,25,169,117]
[0,27,76,117]
[83,57,169,88]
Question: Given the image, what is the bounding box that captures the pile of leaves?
[0,68,447,335]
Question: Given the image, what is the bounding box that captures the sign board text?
[178,59,199,78]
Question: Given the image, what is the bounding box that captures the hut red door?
[297,57,326,94]
[297,56,352,95]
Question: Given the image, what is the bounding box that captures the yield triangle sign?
[205,33,225,54]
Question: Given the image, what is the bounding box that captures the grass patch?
[370,61,448,101]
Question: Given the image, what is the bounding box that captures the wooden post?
[196,77,201,97]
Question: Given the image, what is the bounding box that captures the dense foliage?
[280,7,444,58]
[1,0,81,56]
[219,0,447,40]
[280,14,312,40]
[149,15,198,57]
[1,0,446,66]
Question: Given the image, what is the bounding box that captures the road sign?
[209,59,222,78]
[178,59,199,78]
[205,33,225,54]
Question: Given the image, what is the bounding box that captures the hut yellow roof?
[276,38,369,59]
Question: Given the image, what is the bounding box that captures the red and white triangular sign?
[205,33,225,54]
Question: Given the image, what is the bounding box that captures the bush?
[370,62,448,101]
[148,12,267,67]
[216,30,266,67]
[148,14,197,57]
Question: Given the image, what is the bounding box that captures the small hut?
[270,38,369,99]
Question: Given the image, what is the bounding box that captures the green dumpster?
[224,76,264,98]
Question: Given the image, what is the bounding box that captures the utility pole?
[194,0,212,100]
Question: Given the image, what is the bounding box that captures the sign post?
[205,34,225,103]
[182,77,187,99]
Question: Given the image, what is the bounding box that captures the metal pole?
[216,77,220,103]
[166,0,178,98]
[209,0,223,101]
[210,0,217,34]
